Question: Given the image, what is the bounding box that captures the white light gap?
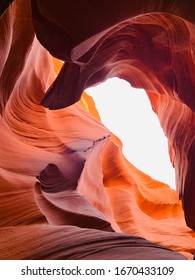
[86,77,175,189]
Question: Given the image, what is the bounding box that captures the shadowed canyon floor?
[0,0,195,259]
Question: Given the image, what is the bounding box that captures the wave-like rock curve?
[0,0,194,259]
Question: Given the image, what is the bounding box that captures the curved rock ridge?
[0,0,194,260]
[33,1,195,230]
[0,225,186,260]
[40,13,195,111]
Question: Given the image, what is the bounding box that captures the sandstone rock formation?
[0,0,194,259]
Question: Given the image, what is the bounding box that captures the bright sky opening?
[86,77,176,189]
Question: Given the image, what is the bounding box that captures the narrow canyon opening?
[86,77,176,189]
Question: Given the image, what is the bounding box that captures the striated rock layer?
[0,0,194,259]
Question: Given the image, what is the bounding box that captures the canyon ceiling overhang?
[0,0,194,260]
[32,0,195,227]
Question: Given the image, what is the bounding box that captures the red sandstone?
[0,0,194,259]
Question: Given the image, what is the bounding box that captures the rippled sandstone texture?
[0,0,194,259]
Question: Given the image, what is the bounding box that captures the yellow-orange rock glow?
[0,0,194,260]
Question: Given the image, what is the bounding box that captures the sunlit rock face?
[0,0,194,260]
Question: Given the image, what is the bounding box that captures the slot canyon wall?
[0,0,195,259]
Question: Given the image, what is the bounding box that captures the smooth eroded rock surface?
[0,0,194,259]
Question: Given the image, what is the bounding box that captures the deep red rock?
[0,0,194,260]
